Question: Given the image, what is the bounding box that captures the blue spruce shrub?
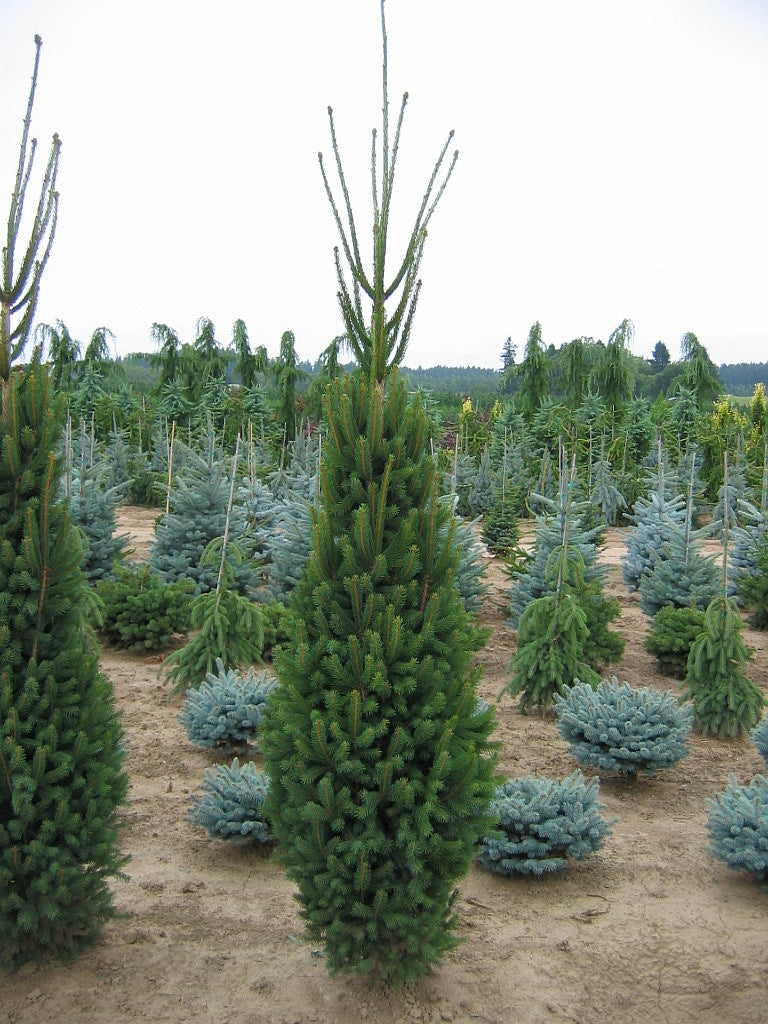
[179,658,276,750]
[554,677,694,776]
[187,758,273,843]
[476,771,614,876]
[707,775,768,884]
[752,716,768,769]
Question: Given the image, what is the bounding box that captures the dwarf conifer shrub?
[476,772,613,876]
[707,775,768,884]
[179,659,276,750]
[644,605,706,679]
[187,759,273,844]
[554,678,694,776]
[96,564,193,651]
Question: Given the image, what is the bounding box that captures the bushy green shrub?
[187,759,273,844]
[644,605,706,678]
[476,772,614,876]
[261,600,292,658]
[554,677,694,776]
[96,565,193,651]
[179,659,276,750]
[707,775,768,884]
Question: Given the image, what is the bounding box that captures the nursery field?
[2,505,767,1024]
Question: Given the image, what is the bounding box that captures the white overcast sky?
[2,0,767,370]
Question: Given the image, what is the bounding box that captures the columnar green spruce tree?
[0,38,128,968]
[261,2,499,983]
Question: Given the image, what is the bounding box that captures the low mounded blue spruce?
[187,758,273,843]
[554,677,694,776]
[476,771,614,876]
[753,716,768,769]
[707,775,768,884]
[179,658,276,750]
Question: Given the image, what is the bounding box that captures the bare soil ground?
[2,505,767,1024]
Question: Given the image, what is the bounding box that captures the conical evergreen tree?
[261,4,498,983]
[508,455,608,628]
[682,465,766,737]
[65,423,130,584]
[150,430,258,596]
[503,545,602,714]
[467,445,496,517]
[638,452,719,616]
[1,39,127,968]
[622,442,687,592]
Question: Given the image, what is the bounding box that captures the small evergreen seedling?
[476,772,614,876]
[179,659,276,750]
[161,539,265,692]
[644,605,706,679]
[554,678,694,776]
[187,759,273,844]
[707,775,768,884]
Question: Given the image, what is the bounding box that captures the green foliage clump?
[96,564,193,651]
[476,772,614,876]
[644,605,707,678]
[682,597,766,738]
[187,759,273,844]
[554,678,694,776]
[261,599,292,658]
[179,658,276,750]
[707,775,768,884]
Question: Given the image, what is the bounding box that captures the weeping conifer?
[261,3,498,983]
[682,455,766,737]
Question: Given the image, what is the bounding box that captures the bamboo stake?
[216,435,241,601]
[165,420,176,516]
